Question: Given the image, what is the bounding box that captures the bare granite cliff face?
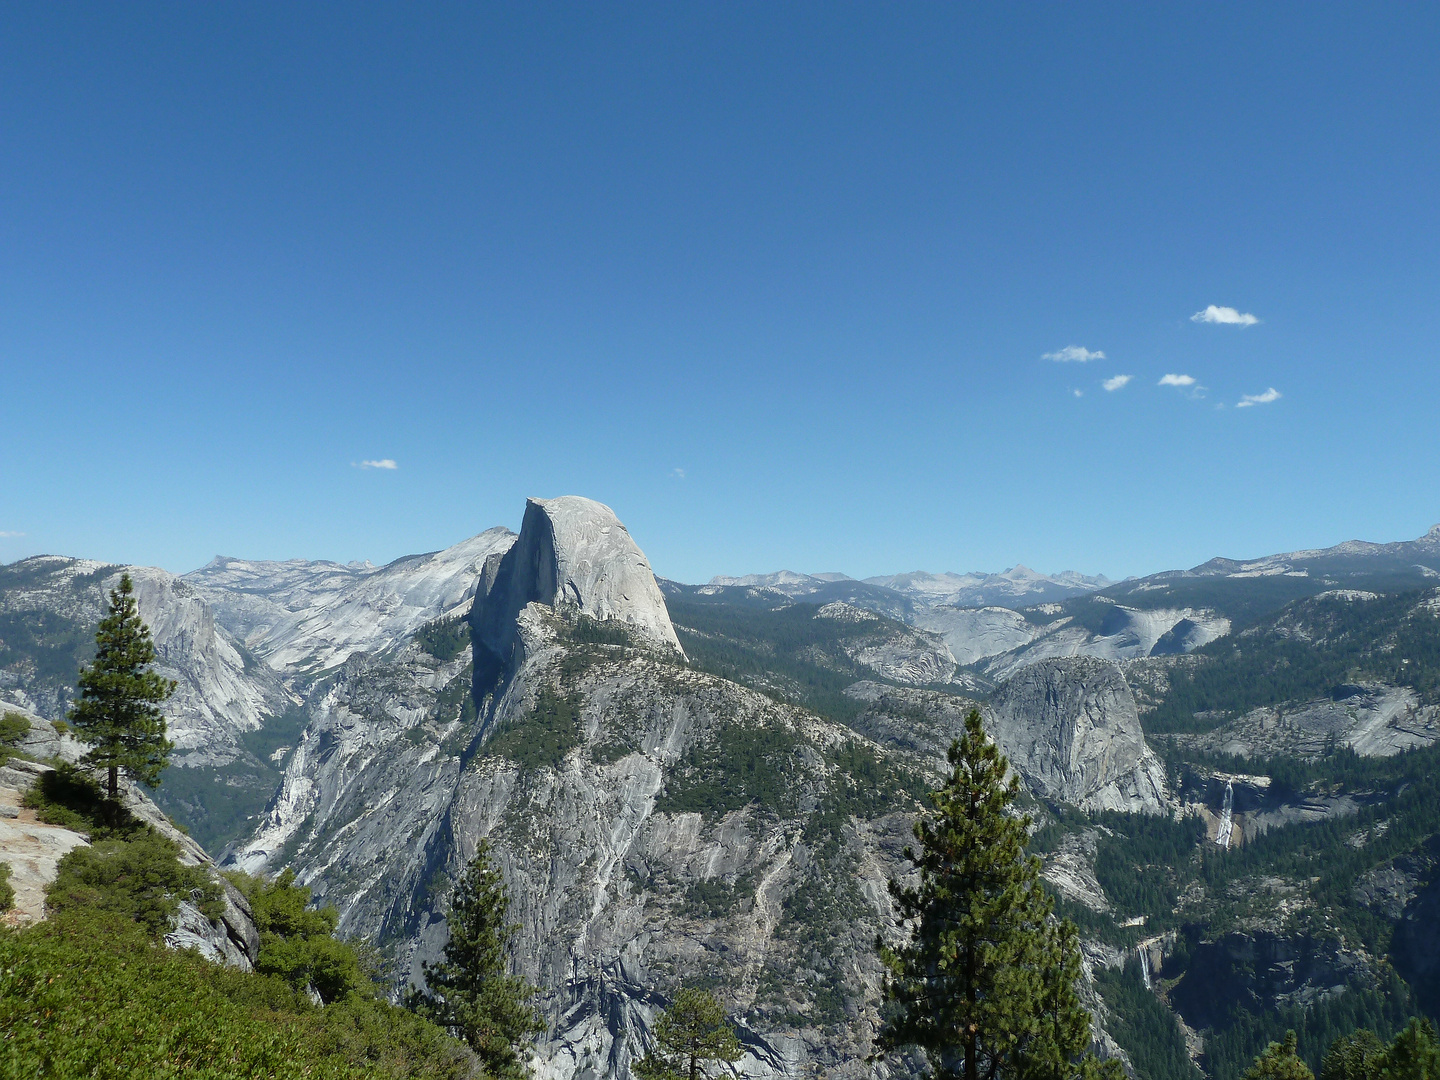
[988,657,1169,814]
[223,498,1186,1078]
[813,602,957,686]
[473,497,683,668]
[119,568,296,767]
[185,527,518,674]
[0,557,293,768]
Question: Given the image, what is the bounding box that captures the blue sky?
[3,4,1438,583]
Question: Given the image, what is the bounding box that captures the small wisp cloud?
[0,531,24,538]
[1044,345,1105,363]
[1192,305,1259,326]
[356,459,398,470]
[1102,375,1132,392]
[1237,388,1281,408]
[670,467,686,479]
[1158,374,1197,387]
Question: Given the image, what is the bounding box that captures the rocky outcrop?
[118,568,295,767]
[981,605,1231,681]
[988,657,1169,814]
[842,681,977,764]
[912,605,1043,666]
[862,567,1111,610]
[0,757,91,929]
[229,500,959,1080]
[0,709,259,968]
[225,634,476,884]
[232,602,924,1078]
[1177,683,1440,760]
[814,602,956,685]
[473,498,683,669]
[1041,830,1110,912]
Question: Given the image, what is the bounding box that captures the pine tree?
[409,841,544,1080]
[1322,1029,1386,1080]
[633,986,742,1080]
[69,574,175,800]
[1244,1032,1315,1080]
[877,708,1120,1080]
[1382,1019,1440,1080]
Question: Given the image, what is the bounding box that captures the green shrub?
[656,722,805,818]
[0,710,31,764]
[558,614,635,648]
[229,868,376,1005]
[0,862,13,913]
[48,832,222,935]
[0,710,29,746]
[484,688,582,771]
[415,616,471,664]
[0,913,473,1078]
[14,832,472,1077]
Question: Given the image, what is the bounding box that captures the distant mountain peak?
[708,570,850,589]
[698,564,1109,612]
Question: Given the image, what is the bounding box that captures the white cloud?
[0,530,24,538]
[670,467,686,479]
[1043,345,1105,363]
[1102,374,1132,392]
[1191,305,1259,326]
[356,459,398,470]
[1236,387,1281,408]
[1158,374,1197,387]
[1072,388,1084,397]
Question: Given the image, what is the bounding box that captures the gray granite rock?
[989,657,1169,814]
[474,497,683,666]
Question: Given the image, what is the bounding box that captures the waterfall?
[1139,946,1152,990]
[1215,780,1234,849]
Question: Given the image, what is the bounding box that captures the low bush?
[0,769,477,1078]
[0,913,474,1078]
[48,832,222,935]
[484,688,582,771]
[228,868,376,1005]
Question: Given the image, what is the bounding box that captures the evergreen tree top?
[69,573,175,798]
[878,708,1119,1080]
[634,986,741,1080]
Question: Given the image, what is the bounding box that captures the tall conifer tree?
[69,574,175,799]
[633,986,742,1080]
[1245,1032,1315,1080]
[409,841,544,1080]
[877,708,1119,1080]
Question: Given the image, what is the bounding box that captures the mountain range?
[4,507,1440,1079]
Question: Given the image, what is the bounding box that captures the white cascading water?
[1215,780,1235,849]
[1139,946,1152,990]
